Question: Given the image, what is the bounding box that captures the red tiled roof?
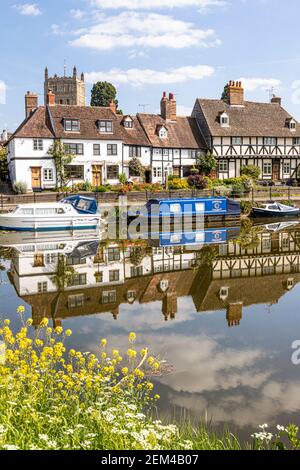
[137,113,206,149]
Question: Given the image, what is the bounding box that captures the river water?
[1,219,300,441]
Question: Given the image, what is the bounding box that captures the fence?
[1,187,300,210]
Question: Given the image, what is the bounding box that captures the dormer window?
[122,116,134,129]
[64,119,80,132]
[220,112,229,127]
[157,125,168,139]
[286,118,297,131]
[219,287,229,301]
[98,120,113,133]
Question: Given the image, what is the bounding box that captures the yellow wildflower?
[129,332,137,344]
[65,329,72,337]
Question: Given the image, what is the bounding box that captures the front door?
[31,167,41,190]
[92,165,102,187]
[272,160,280,181]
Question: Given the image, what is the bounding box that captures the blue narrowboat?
[128,197,241,221]
[158,226,240,247]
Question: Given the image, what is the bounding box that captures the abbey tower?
[44,66,86,106]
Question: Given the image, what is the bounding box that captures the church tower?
[44,66,86,106]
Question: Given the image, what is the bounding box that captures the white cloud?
[0,81,7,105]
[70,12,221,50]
[89,0,226,10]
[70,9,86,20]
[14,3,41,16]
[239,77,281,92]
[85,64,214,87]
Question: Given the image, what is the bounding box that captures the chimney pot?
[47,90,56,107]
[109,100,116,114]
[224,80,244,106]
[25,91,38,118]
[271,95,282,105]
[160,91,177,121]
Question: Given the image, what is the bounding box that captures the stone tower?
[44,66,86,106]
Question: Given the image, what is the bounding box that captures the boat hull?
[251,208,300,218]
[0,215,102,232]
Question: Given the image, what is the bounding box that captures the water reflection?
[1,221,300,437]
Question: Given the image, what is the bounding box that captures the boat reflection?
[2,221,300,328]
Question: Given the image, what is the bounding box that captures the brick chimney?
[225,80,244,106]
[226,302,243,328]
[109,100,117,114]
[47,90,56,107]
[25,91,38,118]
[160,92,177,121]
[271,95,282,106]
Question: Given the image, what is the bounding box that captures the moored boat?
[251,202,300,218]
[128,197,241,222]
[0,197,103,232]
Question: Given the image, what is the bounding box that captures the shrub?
[231,182,245,197]
[168,178,189,190]
[187,174,208,189]
[119,173,127,185]
[93,185,110,193]
[241,165,261,181]
[213,185,232,197]
[240,201,254,215]
[13,181,28,194]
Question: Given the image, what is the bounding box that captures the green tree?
[48,140,75,189]
[90,81,122,114]
[197,151,217,176]
[0,147,8,182]
[241,164,261,181]
[129,158,145,179]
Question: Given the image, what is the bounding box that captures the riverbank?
[1,186,300,212]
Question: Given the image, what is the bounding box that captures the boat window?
[19,208,34,215]
[77,199,93,212]
[170,204,181,213]
[268,205,279,210]
[195,203,205,213]
[35,208,60,215]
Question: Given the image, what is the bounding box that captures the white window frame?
[33,139,43,151]
[43,168,54,182]
[263,162,272,176]
[219,160,228,172]
[153,167,162,178]
[263,137,277,146]
[283,162,290,175]
[98,120,113,133]
[232,137,242,145]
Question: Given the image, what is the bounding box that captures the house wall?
[8,137,125,190]
[210,136,300,180]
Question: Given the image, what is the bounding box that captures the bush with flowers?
[0,307,198,451]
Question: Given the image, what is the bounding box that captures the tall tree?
[90,81,121,113]
[0,147,8,182]
[48,139,75,189]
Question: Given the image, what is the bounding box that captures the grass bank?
[0,309,297,451]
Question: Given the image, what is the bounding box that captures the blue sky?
[1,0,300,132]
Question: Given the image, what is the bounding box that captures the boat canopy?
[62,196,98,215]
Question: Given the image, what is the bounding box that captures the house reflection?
[5,223,300,328]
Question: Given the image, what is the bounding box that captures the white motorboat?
[251,201,300,218]
[0,197,104,232]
